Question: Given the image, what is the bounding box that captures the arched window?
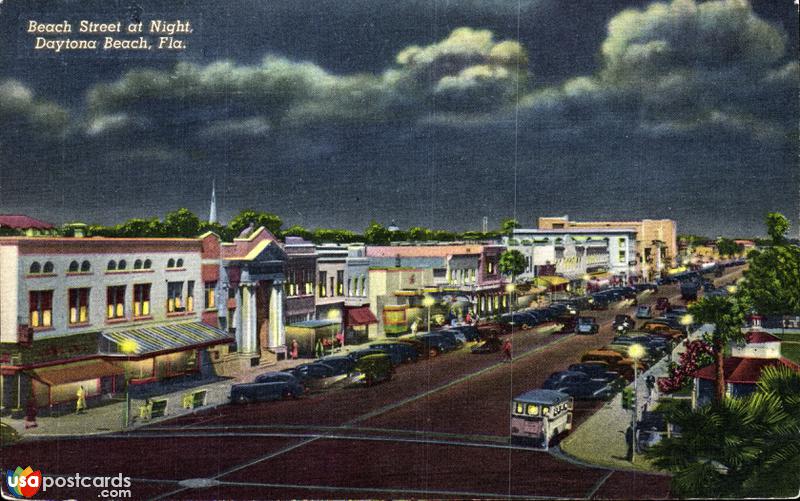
[118,260,127,270]
[176,258,184,268]
[107,260,117,271]
[43,261,54,273]
[81,260,91,272]
[134,259,142,270]
[29,262,41,274]
[167,258,175,268]
[69,260,79,272]
[143,259,152,269]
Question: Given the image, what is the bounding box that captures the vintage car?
[230,372,304,404]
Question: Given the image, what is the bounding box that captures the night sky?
[1,0,797,237]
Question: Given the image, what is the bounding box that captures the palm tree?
[688,295,746,402]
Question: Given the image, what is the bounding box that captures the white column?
[269,281,285,348]
[239,283,258,354]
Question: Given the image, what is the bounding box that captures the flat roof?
[514,389,570,405]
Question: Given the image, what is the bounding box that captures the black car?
[415,333,457,357]
[231,372,304,404]
[501,312,539,330]
[613,314,636,332]
[567,363,620,381]
[447,324,481,342]
[555,314,578,333]
[471,337,503,354]
[282,363,349,392]
[369,342,419,365]
[542,370,593,389]
[588,296,610,310]
[316,355,356,375]
[346,348,390,363]
[550,379,615,400]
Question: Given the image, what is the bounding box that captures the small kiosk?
[510,389,573,449]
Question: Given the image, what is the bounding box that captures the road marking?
[584,470,615,499]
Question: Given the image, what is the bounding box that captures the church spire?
[208,179,217,224]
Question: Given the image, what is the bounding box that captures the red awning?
[347,307,378,326]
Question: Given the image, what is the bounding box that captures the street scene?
[1,0,799,500]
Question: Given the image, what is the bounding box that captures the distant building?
[0,215,56,237]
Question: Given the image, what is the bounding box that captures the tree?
[500,218,520,235]
[657,340,714,394]
[688,295,746,402]
[281,225,314,241]
[498,249,526,281]
[161,208,201,238]
[312,228,360,244]
[363,221,391,245]
[117,217,164,237]
[765,212,790,244]
[198,221,230,240]
[407,226,432,241]
[738,244,800,316]
[716,237,741,258]
[227,209,282,237]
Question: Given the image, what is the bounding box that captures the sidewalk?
[559,358,670,472]
[1,355,318,439]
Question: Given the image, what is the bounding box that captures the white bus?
[510,389,573,449]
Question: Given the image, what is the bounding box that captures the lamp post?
[422,295,435,333]
[119,339,138,429]
[505,283,516,316]
[628,343,646,462]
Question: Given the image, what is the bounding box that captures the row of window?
[28,281,217,328]
[28,257,189,275]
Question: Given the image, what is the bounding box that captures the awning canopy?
[102,321,232,356]
[346,307,379,326]
[588,271,613,280]
[31,359,123,386]
[535,276,570,287]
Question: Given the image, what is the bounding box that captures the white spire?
[208,179,217,224]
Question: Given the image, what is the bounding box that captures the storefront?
[344,306,378,343]
[286,320,340,357]
[30,359,124,410]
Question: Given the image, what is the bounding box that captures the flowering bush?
[658,340,714,393]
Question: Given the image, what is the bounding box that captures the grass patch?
[779,342,800,364]
[775,332,800,343]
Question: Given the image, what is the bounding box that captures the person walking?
[290,339,299,360]
[315,338,324,359]
[410,320,418,336]
[465,311,472,325]
[75,385,87,414]
[502,338,512,362]
[24,397,38,429]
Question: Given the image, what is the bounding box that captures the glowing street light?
[726,285,737,294]
[680,314,694,327]
[628,343,645,462]
[120,339,138,428]
[422,295,436,333]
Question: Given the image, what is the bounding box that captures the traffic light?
[621,387,635,410]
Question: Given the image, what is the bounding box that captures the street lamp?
[726,285,737,294]
[680,314,694,327]
[628,343,646,462]
[119,339,138,428]
[422,295,436,333]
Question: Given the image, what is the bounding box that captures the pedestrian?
[410,320,418,336]
[646,375,655,397]
[75,385,87,414]
[502,338,512,362]
[290,339,299,360]
[336,330,345,349]
[24,397,38,429]
[465,311,472,325]
[315,338,324,359]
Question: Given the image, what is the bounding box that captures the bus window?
[515,402,524,414]
[542,406,550,416]
[526,404,538,416]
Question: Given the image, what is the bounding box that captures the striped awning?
[102,321,232,356]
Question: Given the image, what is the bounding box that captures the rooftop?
[0,215,54,230]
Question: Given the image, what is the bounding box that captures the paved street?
[2,270,744,500]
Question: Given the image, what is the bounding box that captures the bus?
[510,389,573,449]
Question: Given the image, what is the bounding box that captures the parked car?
[434,330,466,347]
[471,337,503,354]
[369,341,419,365]
[555,314,578,333]
[612,314,635,333]
[476,321,513,338]
[639,321,684,341]
[394,338,428,358]
[655,297,670,310]
[580,349,644,381]
[543,370,593,389]
[576,316,599,335]
[231,372,304,404]
[635,305,653,319]
[501,312,539,330]
[347,348,390,363]
[550,379,615,400]
[588,297,610,310]
[633,283,659,293]
[567,362,620,381]
[316,355,356,375]
[447,324,481,342]
[415,333,457,357]
[282,362,349,392]
[348,353,393,386]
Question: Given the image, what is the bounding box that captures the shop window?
[187,281,195,312]
[43,261,54,273]
[107,286,126,319]
[29,261,42,274]
[318,271,327,297]
[107,260,117,271]
[204,282,217,309]
[167,281,184,312]
[133,284,151,317]
[134,259,143,269]
[29,290,53,328]
[336,270,344,296]
[68,288,90,324]
[69,260,79,272]
[81,260,91,272]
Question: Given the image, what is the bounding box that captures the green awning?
[102,321,232,356]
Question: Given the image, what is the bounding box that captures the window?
[81,260,91,272]
[433,268,446,278]
[347,278,352,296]
[329,276,335,297]
[134,259,142,270]
[204,282,217,309]
[318,271,327,297]
[187,281,195,312]
[619,250,626,263]
[360,276,367,296]
[107,286,126,319]
[133,284,151,317]
[486,260,495,274]
[167,258,175,268]
[43,261,54,273]
[176,258,184,268]
[29,290,53,328]
[118,259,127,270]
[69,260,79,272]
[143,259,152,269]
[29,262,41,274]
[107,260,117,271]
[336,270,344,296]
[68,288,90,324]
[167,282,184,312]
